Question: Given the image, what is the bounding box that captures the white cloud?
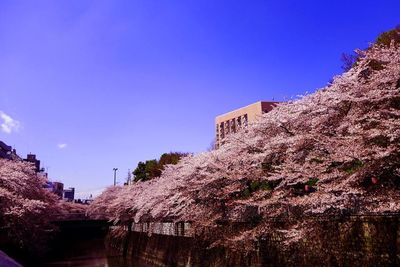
[57,143,67,149]
[0,111,21,134]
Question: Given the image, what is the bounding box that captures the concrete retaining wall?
[106,216,400,267]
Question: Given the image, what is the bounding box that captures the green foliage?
[133,152,188,182]
[340,26,400,73]
[133,161,147,182]
[250,180,272,192]
[327,159,364,175]
[249,181,260,192]
[133,159,162,182]
[158,152,188,168]
[240,180,272,198]
[307,177,319,187]
[241,188,251,198]
[341,159,364,174]
[259,181,272,191]
[375,26,400,47]
[145,159,161,179]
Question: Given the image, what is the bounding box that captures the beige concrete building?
[215,101,278,148]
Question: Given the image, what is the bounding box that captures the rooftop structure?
[24,153,41,172]
[63,187,75,201]
[44,181,64,199]
[215,101,278,148]
[0,141,12,159]
[0,141,20,160]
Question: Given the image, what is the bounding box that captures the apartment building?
[63,187,75,201]
[215,101,278,148]
[0,140,20,160]
[25,153,41,172]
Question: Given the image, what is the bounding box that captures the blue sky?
[0,0,399,198]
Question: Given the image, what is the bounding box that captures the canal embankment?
[105,214,400,267]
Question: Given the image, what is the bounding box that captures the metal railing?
[52,212,108,221]
[110,221,193,237]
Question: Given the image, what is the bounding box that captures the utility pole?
[113,168,118,186]
[127,169,131,185]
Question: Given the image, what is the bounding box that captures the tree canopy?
[341,26,400,72]
[0,159,58,254]
[91,35,400,252]
[376,25,400,47]
[133,152,189,182]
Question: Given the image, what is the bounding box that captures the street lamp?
[113,168,118,186]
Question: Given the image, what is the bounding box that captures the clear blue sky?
[0,0,399,198]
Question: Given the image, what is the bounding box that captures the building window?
[225,120,230,135]
[231,119,236,133]
[243,114,248,126]
[237,116,241,129]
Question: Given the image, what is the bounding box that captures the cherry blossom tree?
[90,40,400,251]
[0,159,58,254]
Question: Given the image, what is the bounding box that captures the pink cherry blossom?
[89,43,400,251]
